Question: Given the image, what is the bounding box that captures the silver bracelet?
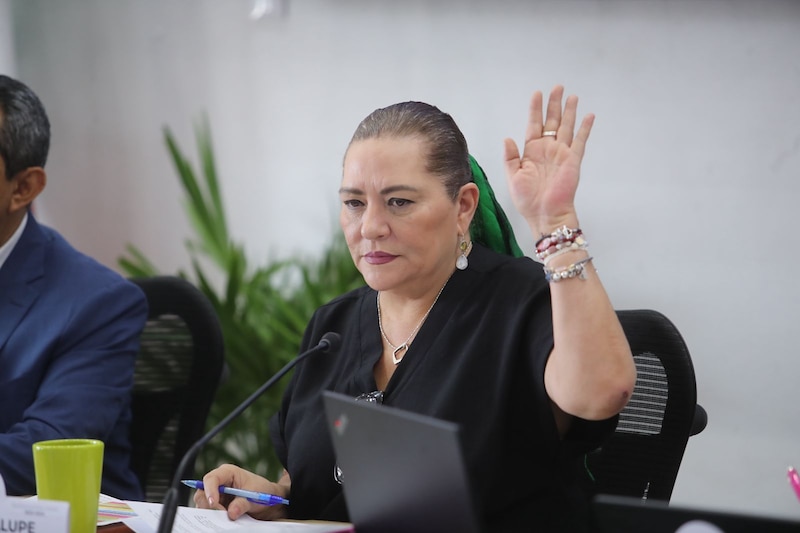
[541,242,589,266]
[543,256,593,282]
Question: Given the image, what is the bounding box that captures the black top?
[270,244,616,532]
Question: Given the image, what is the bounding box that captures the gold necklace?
[377,280,449,365]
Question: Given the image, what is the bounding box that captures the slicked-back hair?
[347,101,471,199]
[0,75,51,180]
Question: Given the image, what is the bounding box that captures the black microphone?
[156,332,341,533]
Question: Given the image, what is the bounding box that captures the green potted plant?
[120,116,364,479]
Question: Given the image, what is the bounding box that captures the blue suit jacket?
[0,214,146,499]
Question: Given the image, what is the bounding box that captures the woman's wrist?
[528,215,580,242]
[532,222,593,283]
[534,226,587,264]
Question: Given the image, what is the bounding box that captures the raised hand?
[503,85,594,237]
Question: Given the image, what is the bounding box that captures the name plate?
[0,497,69,533]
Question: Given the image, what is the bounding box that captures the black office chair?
[128,276,225,503]
[586,309,707,502]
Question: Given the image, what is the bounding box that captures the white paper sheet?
[121,500,352,533]
[0,474,69,533]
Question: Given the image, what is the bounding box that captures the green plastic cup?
[33,439,104,533]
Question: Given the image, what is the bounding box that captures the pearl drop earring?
[456,238,471,270]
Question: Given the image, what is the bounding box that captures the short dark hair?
[0,74,51,180]
[347,101,471,199]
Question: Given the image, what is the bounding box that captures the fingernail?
[208,496,214,507]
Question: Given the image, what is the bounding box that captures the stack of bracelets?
[534,225,593,283]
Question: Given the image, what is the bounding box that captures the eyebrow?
[338,184,421,195]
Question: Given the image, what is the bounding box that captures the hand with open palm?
[503,85,594,238]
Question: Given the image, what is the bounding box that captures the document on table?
[121,500,353,533]
[98,493,138,525]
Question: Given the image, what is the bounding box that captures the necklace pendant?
[391,344,409,365]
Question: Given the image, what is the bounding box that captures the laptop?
[321,391,481,533]
[592,494,800,533]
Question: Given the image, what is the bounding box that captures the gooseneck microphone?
[156,332,341,533]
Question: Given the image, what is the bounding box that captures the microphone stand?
[156,332,341,533]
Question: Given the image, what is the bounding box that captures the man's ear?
[10,167,46,213]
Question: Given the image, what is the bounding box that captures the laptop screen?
[322,391,481,533]
[592,494,800,533]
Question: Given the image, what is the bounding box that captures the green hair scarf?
[469,155,524,258]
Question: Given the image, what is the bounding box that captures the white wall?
[10,0,800,520]
[0,0,14,74]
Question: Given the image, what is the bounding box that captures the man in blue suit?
[0,74,146,500]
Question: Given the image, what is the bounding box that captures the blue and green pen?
[181,480,290,506]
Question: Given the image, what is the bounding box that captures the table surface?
[97,517,354,532]
[98,524,132,533]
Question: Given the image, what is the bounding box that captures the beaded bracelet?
[535,225,582,250]
[543,256,593,282]
[535,226,585,263]
[539,239,589,265]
